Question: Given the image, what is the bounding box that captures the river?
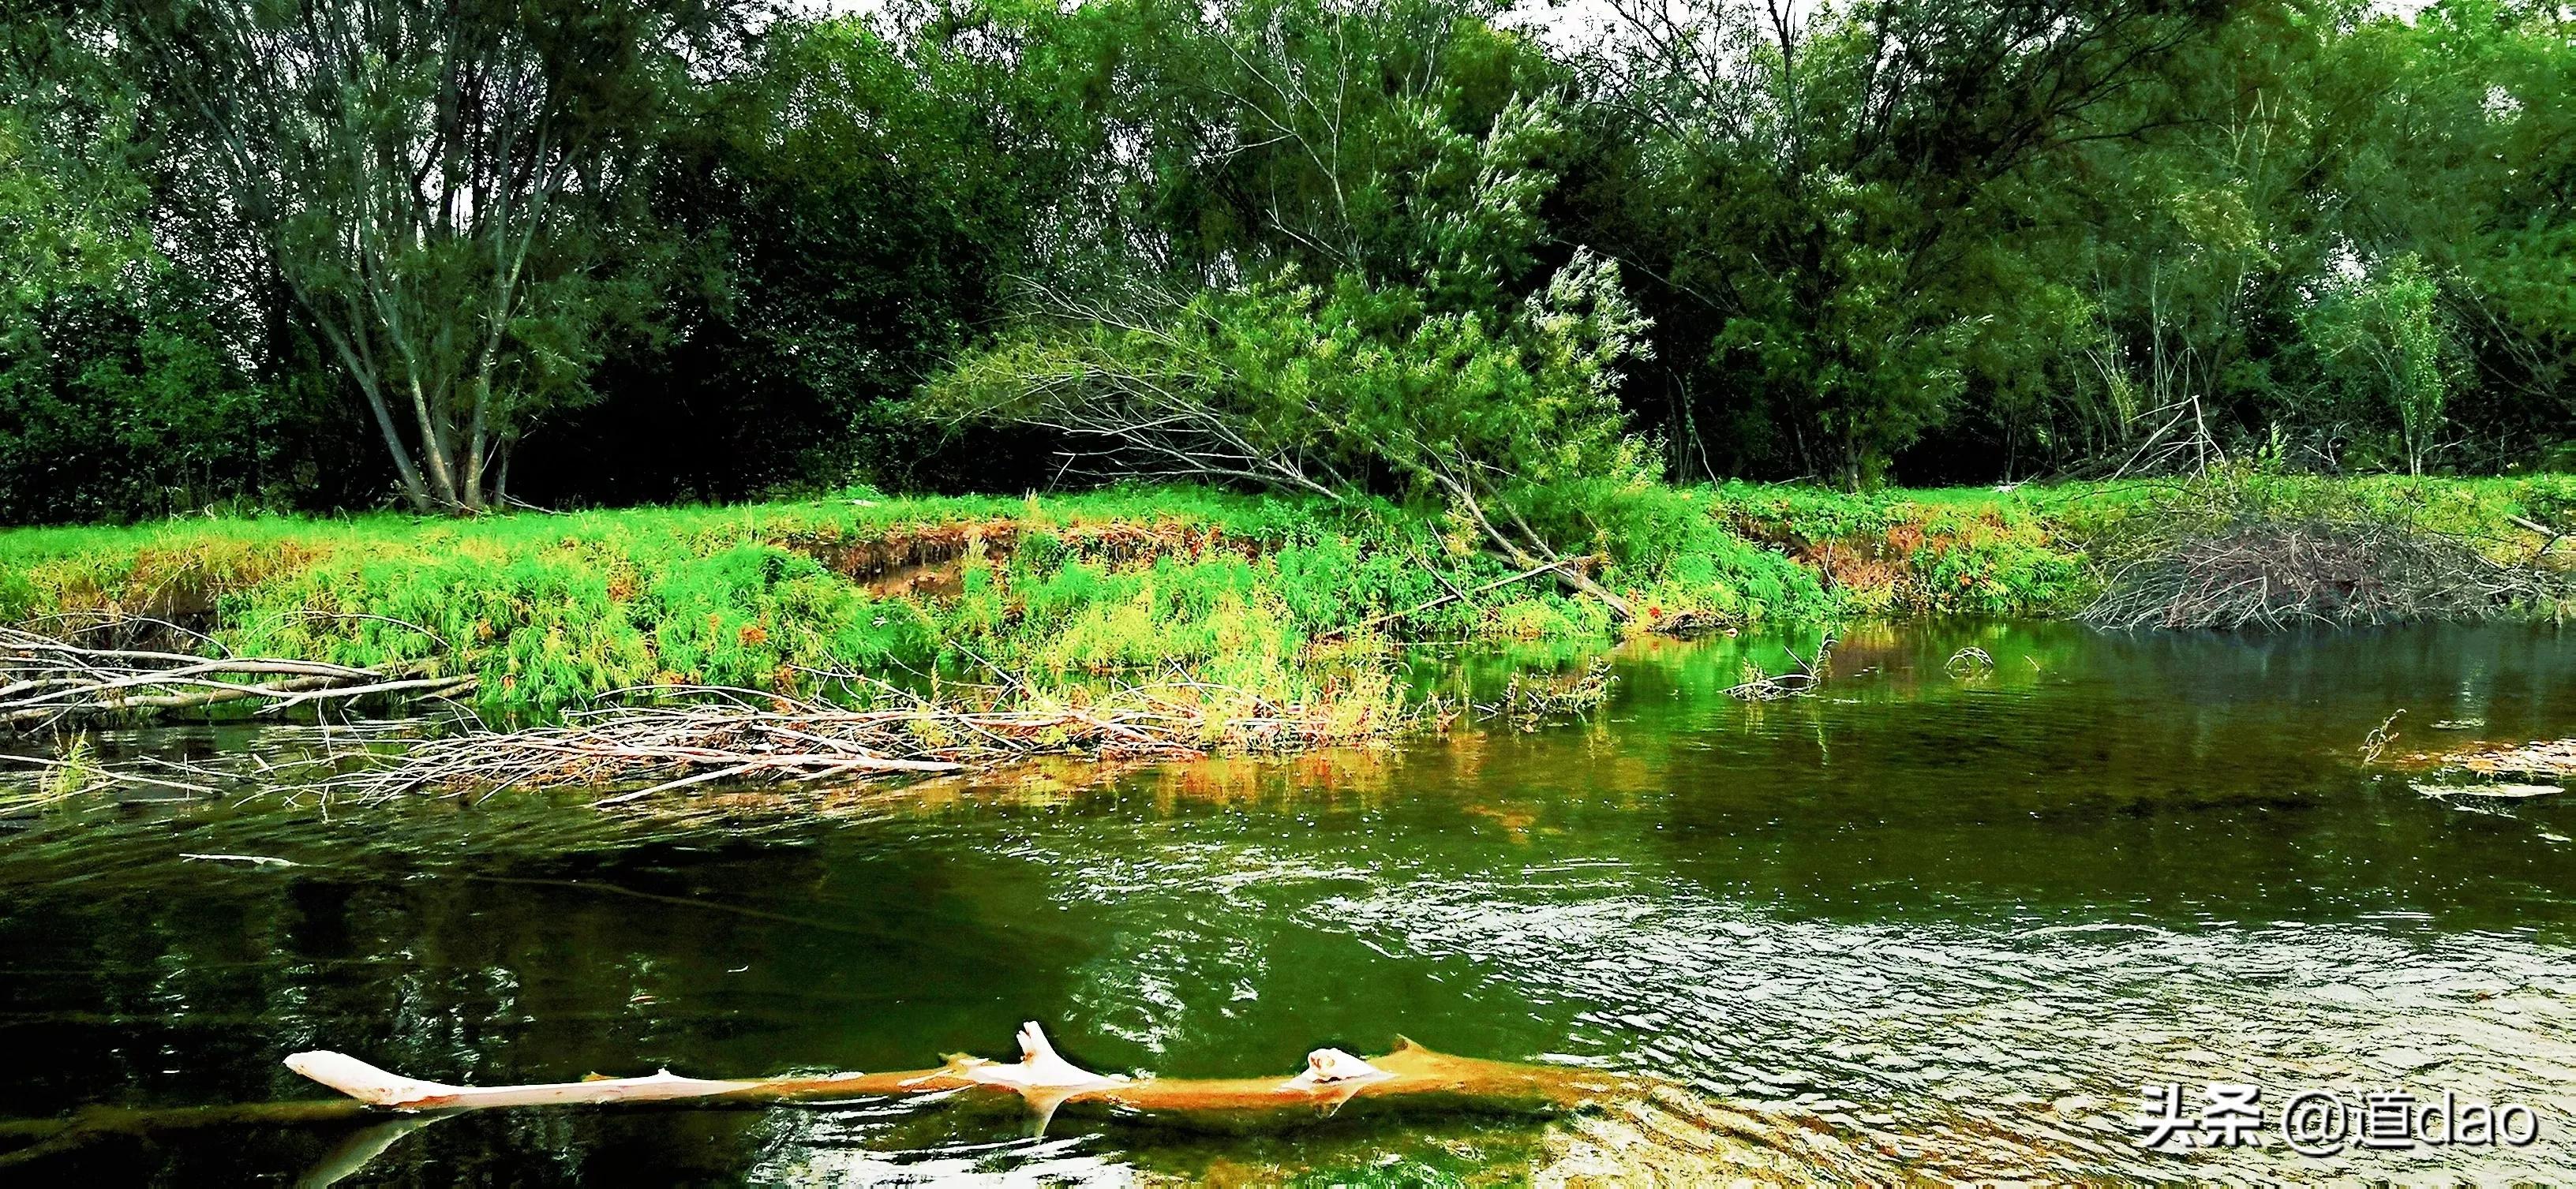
[3,621,2573,1183]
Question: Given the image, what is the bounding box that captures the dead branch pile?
[1,626,474,732]
[2082,514,2567,630]
[291,683,1402,804]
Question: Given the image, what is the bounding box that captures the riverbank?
[2,475,2570,734]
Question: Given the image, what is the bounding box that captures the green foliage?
[8,477,2571,725]
[0,92,305,522]
[1106,0,1574,307]
[1711,483,2094,617]
[2046,469,2576,561]
[0,484,1878,717]
[1597,487,1838,626]
[5,0,2576,525]
[2300,253,2458,474]
[1709,173,1971,488]
[560,1,1113,502]
[928,252,1657,574]
[103,0,748,513]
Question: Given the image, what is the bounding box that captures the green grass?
[0,485,1824,717]
[6,475,2566,720]
[1704,480,2096,616]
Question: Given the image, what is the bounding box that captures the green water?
[4,622,2575,1183]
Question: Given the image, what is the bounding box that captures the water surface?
[4,622,2574,1183]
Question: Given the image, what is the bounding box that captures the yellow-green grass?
[6,475,2566,721]
[0,486,1830,717]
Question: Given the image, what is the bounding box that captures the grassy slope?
[0,487,1828,716]
[5,476,2568,718]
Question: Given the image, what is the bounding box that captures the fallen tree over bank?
[923,257,1661,623]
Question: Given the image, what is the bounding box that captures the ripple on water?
[1301,869,2576,1181]
[11,621,2576,1183]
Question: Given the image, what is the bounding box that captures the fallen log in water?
[2384,734,2576,801]
[286,1022,1640,1131]
[0,1025,1646,1180]
[2414,736,2576,780]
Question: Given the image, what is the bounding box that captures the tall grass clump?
[1601,487,1837,630]
[1712,482,2092,616]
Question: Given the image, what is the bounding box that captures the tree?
[1576,0,2239,485]
[2322,0,2576,467]
[1098,0,1575,307]
[116,0,753,512]
[927,252,1657,615]
[538,0,1114,503]
[2301,253,2455,473]
[0,10,330,523]
[8,0,2572,516]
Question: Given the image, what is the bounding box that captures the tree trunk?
[313,324,434,512]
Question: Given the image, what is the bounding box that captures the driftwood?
[286,1022,1638,1129]
[0,1024,1644,1181]
[0,626,474,731]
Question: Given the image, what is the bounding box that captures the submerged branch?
[282,1022,1638,1125]
[1724,633,1836,701]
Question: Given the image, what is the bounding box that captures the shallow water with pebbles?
[2,621,2574,1182]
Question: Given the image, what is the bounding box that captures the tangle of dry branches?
[6,679,1426,806]
[2082,514,2567,631]
[311,686,1251,804]
[1,626,474,733]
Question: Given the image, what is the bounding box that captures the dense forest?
[0,0,2569,525]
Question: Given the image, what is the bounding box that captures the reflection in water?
[2,621,2574,1181]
